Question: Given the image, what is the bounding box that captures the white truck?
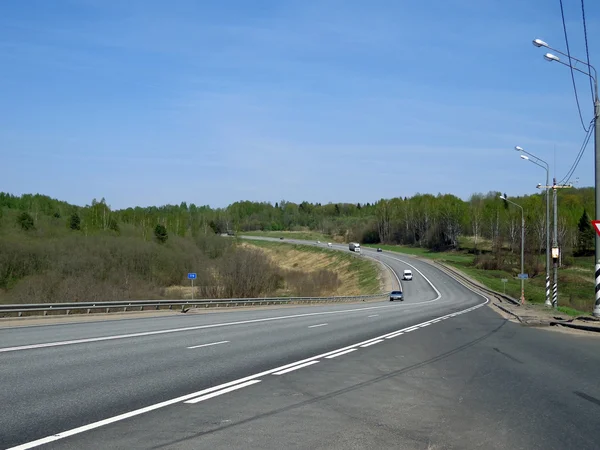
[349,242,361,252]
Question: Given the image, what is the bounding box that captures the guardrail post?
[106,308,109,313]
[66,309,70,315]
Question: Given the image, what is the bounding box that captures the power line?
[559,119,595,184]
[581,0,595,102]
[559,0,590,132]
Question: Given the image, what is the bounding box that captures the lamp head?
[544,53,560,62]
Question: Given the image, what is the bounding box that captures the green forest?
[0,189,596,311]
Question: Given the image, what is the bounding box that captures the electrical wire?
[581,0,595,102]
[558,119,595,184]
[559,0,590,132]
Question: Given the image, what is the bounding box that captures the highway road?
[1,240,599,449]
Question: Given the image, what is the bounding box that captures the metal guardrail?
[0,294,388,317]
[431,260,521,306]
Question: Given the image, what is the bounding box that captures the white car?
[403,270,413,281]
[327,243,332,247]
[317,241,321,244]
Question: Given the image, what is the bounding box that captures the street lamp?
[499,195,525,304]
[534,37,600,317]
[515,146,552,307]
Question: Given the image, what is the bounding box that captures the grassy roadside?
[244,239,382,295]
[242,230,333,242]
[364,244,593,316]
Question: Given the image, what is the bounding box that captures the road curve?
[0,239,599,449]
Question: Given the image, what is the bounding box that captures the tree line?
[0,189,595,257]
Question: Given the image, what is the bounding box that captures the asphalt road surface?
[1,240,599,449]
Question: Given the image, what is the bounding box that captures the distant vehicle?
[403,270,413,281]
[377,248,382,252]
[349,242,361,252]
[317,240,321,244]
[327,242,332,247]
[389,290,404,301]
[280,237,284,240]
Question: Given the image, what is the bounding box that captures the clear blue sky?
[1,0,599,209]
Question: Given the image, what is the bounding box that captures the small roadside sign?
[188,273,197,300]
[501,278,508,283]
[593,220,600,237]
[501,278,508,294]
[517,273,528,279]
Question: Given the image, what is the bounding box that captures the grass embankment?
[364,243,593,316]
[244,240,382,296]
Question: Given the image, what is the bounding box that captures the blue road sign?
[517,273,528,279]
[187,273,197,279]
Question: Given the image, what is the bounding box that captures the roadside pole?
[188,273,197,300]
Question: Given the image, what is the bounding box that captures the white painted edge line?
[273,360,320,375]
[385,332,404,339]
[184,380,261,404]
[186,340,229,349]
[308,323,328,328]
[325,348,357,359]
[0,304,404,354]
[379,259,402,290]
[9,276,489,449]
[367,314,379,317]
[360,339,384,348]
[419,323,431,328]
[383,254,442,302]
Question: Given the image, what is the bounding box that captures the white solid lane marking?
[184,380,261,404]
[273,360,320,375]
[404,326,420,332]
[9,294,490,449]
[367,314,379,317]
[325,348,357,359]
[420,323,431,327]
[308,323,328,328]
[385,332,404,339]
[0,304,402,354]
[187,340,229,349]
[383,255,442,301]
[360,339,384,348]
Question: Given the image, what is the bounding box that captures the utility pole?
[595,95,600,317]
[540,180,572,309]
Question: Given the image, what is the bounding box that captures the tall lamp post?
[533,38,600,317]
[515,146,551,307]
[500,195,525,304]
